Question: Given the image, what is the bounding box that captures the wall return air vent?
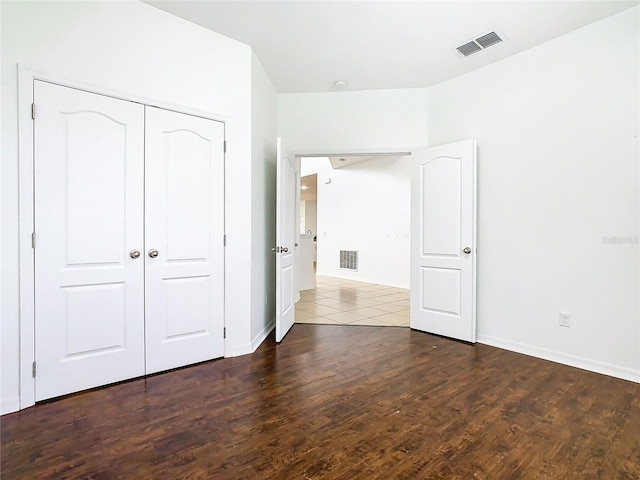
[339,250,358,271]
[456,31,504,57]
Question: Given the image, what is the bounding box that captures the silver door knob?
[129,249,141,259]
[281,247,289,253]
[148,249,159,258]
[463,247,472,254]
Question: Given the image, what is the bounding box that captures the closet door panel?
[34,81,145,401]
[144,106,225,374]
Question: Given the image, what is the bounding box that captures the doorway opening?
[295,155,411,328]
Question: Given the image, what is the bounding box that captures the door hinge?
[223,141,227,153]
[223,327,226,339]
[32,361,36,378]
[32,232,36,249]
[223,234,227,247]
[31,103,35,120]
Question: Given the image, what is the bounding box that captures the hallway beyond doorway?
[295,276,409,327]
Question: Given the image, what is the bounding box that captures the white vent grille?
[475,31,502,49]
[457,41,482,57]
[339,250,358,271]
[456,31,504,57]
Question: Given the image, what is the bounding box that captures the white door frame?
[17,66,230,410]
[294,154,302,304]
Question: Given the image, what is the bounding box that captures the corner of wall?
[249,50,278,343]
[252,316,275,352]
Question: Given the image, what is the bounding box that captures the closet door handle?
[129,249,141,259]
[148,249,159,258]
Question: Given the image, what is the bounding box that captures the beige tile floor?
[295,276,410,327]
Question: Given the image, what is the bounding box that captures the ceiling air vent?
[456,31,504,57]
[475,31,503,49]
[457,41,482,57]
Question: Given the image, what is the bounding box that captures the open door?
[275,138,297,342]
[410,139,477,342]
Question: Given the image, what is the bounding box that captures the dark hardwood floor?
[2,324,639,479]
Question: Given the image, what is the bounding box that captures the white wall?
[301,156,411,288]
[278,88,429,154]
[250,51,278,350]
[1,1,255,413]
[428,7,639,380]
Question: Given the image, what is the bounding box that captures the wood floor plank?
[2,324,638,479]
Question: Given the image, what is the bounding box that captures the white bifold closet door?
[33,81,225,401]
[34,81,146,401]
[144,106,225,374]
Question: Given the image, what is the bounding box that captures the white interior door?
[275,137,297,342]
[34,81,145,401]
[144,106,225,374]
[410,139,477,342]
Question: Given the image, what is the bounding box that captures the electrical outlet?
[559,311,571,327]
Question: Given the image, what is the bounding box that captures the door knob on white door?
[281,247,289,253]
[148,249,159,258]
[129,249,141,259]
[463,247,472,254]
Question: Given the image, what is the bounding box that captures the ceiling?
[145,1,637,93]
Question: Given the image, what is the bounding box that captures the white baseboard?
[477,334,640,384]
[314,271,409,289]
[231,343,253,357]
[251,317,275,352]
[1,396,21,415]
[232,318,275,357]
